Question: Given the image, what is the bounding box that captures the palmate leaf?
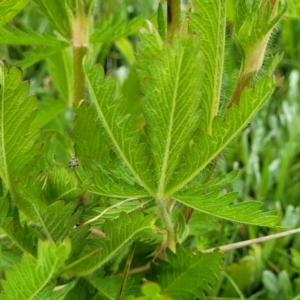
[83,60,155,196]
[0,197,37,255]
[165,75,277,195]
[0,61,40,210]
[0,0,29,26]
[189,0,226,134]
[0,239,71,300]
[147,245,222,300]
[64,212,156,276]
[137,29,202,197]
[173,190,279,227]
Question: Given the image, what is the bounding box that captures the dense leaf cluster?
[0,0,286,299]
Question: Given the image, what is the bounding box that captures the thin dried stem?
[202,227,300,253]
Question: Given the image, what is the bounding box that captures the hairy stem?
[167,0,181,43]
[157,199,176,253]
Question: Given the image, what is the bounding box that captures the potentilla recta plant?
[0,0,286,299]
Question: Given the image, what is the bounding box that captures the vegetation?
[0,0,299,299]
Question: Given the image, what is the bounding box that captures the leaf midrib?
[0,66,10,189]
[157,49,184,199]
[207,2,225,135]
[86,74,155,198]
[164,94,271,197]
[173,196,277,226]
[34,205,54,241]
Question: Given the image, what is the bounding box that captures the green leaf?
[81,197,154,226]
[17,45,69,69]
[147,245,222,299]
[0,28,68,47]
[62,278,95,300]
[234,0,286,73]
[173,190,279,227]
[165,75,277,195]
[83,60,155,196]
[0,0,29,26]
[137,29,202,198]
[46,47,74,106]
[138,282,172,300]
[31,97,67,128]
[90,16,144,44]
[115,37,135,65]
[235,0,286,57]
[33,0,72,37]
[0,197,37,255]
[72,101,150,198]
[0,61,41,210]
[0,239,71,300]
[17,165,90,204]
[33,201,83,242]
[88,275,119,300]
[189,0,226,134]
[47,281,77,300]
[0,250,22,271]
[157,3,166,41]
[41,165,90,203]
[291,248,300,269]
[64,212,156,276]
[67,225,91,262]
[182,170,239,193]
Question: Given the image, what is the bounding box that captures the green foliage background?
[0,0,300,299]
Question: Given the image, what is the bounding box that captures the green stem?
[157,199,176,253]
[167,0,181,43]
[72,0,89,107]
[73,47,87,106]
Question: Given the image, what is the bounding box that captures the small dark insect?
[69,155,79,168]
